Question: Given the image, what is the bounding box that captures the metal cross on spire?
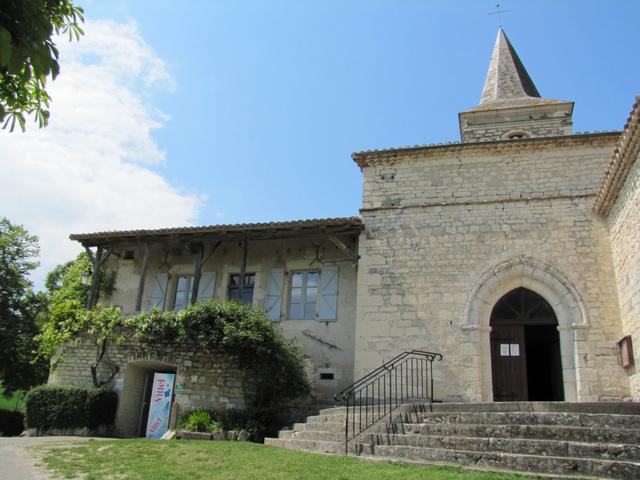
[488,2,509,28]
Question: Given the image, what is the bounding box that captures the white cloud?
[0,19,202,288]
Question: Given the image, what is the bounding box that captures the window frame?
[287,270,320,320]
[172,274,193,312]
[227,272,256,306]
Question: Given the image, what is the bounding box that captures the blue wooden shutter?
[265,268,284,321]
[147,273,168,311]
[318,266,338,321]
[197,272,216,302]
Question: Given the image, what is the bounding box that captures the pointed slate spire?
[479,28,541,107]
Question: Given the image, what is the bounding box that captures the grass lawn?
[35,439,538,480]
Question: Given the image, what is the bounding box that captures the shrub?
[181,410,222,432]
[0,409,24,436]
[25,385,117,433]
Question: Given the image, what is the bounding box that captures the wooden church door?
[490,324,528,401]
[490,287,563,402]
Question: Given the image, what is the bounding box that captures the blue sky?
[1,0,638,285]
[95,0,639,222]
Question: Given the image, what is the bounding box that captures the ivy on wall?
[38,299,311,435]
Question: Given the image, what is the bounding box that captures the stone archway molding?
[462,256,589,402]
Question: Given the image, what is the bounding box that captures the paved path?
[0,436,100,479]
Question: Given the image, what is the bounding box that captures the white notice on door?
[500,344,510,356]
[510,344,520,356]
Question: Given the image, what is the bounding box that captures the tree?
[0,0,84,131]
[0,218,49,395]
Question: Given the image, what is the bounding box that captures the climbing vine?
[38,299,311,434]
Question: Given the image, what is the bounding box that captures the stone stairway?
[265,402,640,479]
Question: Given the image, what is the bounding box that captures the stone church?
[52,29,639,436]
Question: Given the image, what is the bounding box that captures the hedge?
[0,409,24,436]
[25,385,118,432]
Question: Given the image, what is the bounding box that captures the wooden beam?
[327,234,358,263]
[135,243,150,312]
[190,243,203,305]
[85,246,102,309]
[238,237,249,301]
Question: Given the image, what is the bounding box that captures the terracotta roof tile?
[70,216,363,243]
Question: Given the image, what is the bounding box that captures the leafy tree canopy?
[0,0,84,131]
[0,218,49,395]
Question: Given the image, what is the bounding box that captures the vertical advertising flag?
[145,372,175,439]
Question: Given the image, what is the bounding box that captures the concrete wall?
[101,236,358,400]
[49,338,247,437]
[607,149,640,400]
[355,137,630,402]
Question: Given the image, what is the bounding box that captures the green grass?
[0,383,26,412]
[35,439,538,480]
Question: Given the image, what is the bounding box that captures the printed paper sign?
[500,344,510,356]
[145,372,175,439]
[510,344,520,356]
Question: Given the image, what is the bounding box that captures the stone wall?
[355,136,630,402]
[100,236,358,400]
[49,338,248,437]
[459,103,573,143]
[607,149,640,400]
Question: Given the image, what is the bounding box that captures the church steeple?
[458,29,574,143]
[479,28,540,107]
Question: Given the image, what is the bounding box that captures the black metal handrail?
[334,350,442,454]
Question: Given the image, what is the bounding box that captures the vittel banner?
[145,372,175,439]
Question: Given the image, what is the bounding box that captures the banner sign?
[145,372,175,439]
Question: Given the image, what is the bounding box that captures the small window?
[504,131,529,140]
[320,372,334,380]
[173,275,193,312]
[288,271,320,320]
[123,250,135,260]
[228,273,255,305]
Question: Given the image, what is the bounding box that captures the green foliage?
[180,408,251,433]
[125,301,311,418]
[181,410,222,433]
[40,298,310,437]
[0,218,49,395]
[0,0,84,131]
[0,408,24,436]
[25,384,117,432]
[37,252,117,363]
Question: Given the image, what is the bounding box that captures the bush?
[0,409,24,436]
[181,410,222,433]
[25,385,118,433]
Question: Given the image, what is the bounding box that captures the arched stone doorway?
[490,288,564,401]
[464,256,589,402]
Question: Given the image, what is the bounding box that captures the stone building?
[53,29,639,436]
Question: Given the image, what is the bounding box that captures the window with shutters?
[173,274,193,312]
[287,266,339,321]
[288,271,319,320]
[228,273,255,305]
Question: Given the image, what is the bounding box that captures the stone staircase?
[265,402,640,479]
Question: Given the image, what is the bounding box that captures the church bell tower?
[458,28,574,143]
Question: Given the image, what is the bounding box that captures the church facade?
[53,29,639,432]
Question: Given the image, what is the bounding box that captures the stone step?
[305,411,640,429]
[281,430,640,461]
[371,445,640,480]
[413,412,640,429]
[265,438,640,479]
[318,402,640,416]
[291,420,640,444]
